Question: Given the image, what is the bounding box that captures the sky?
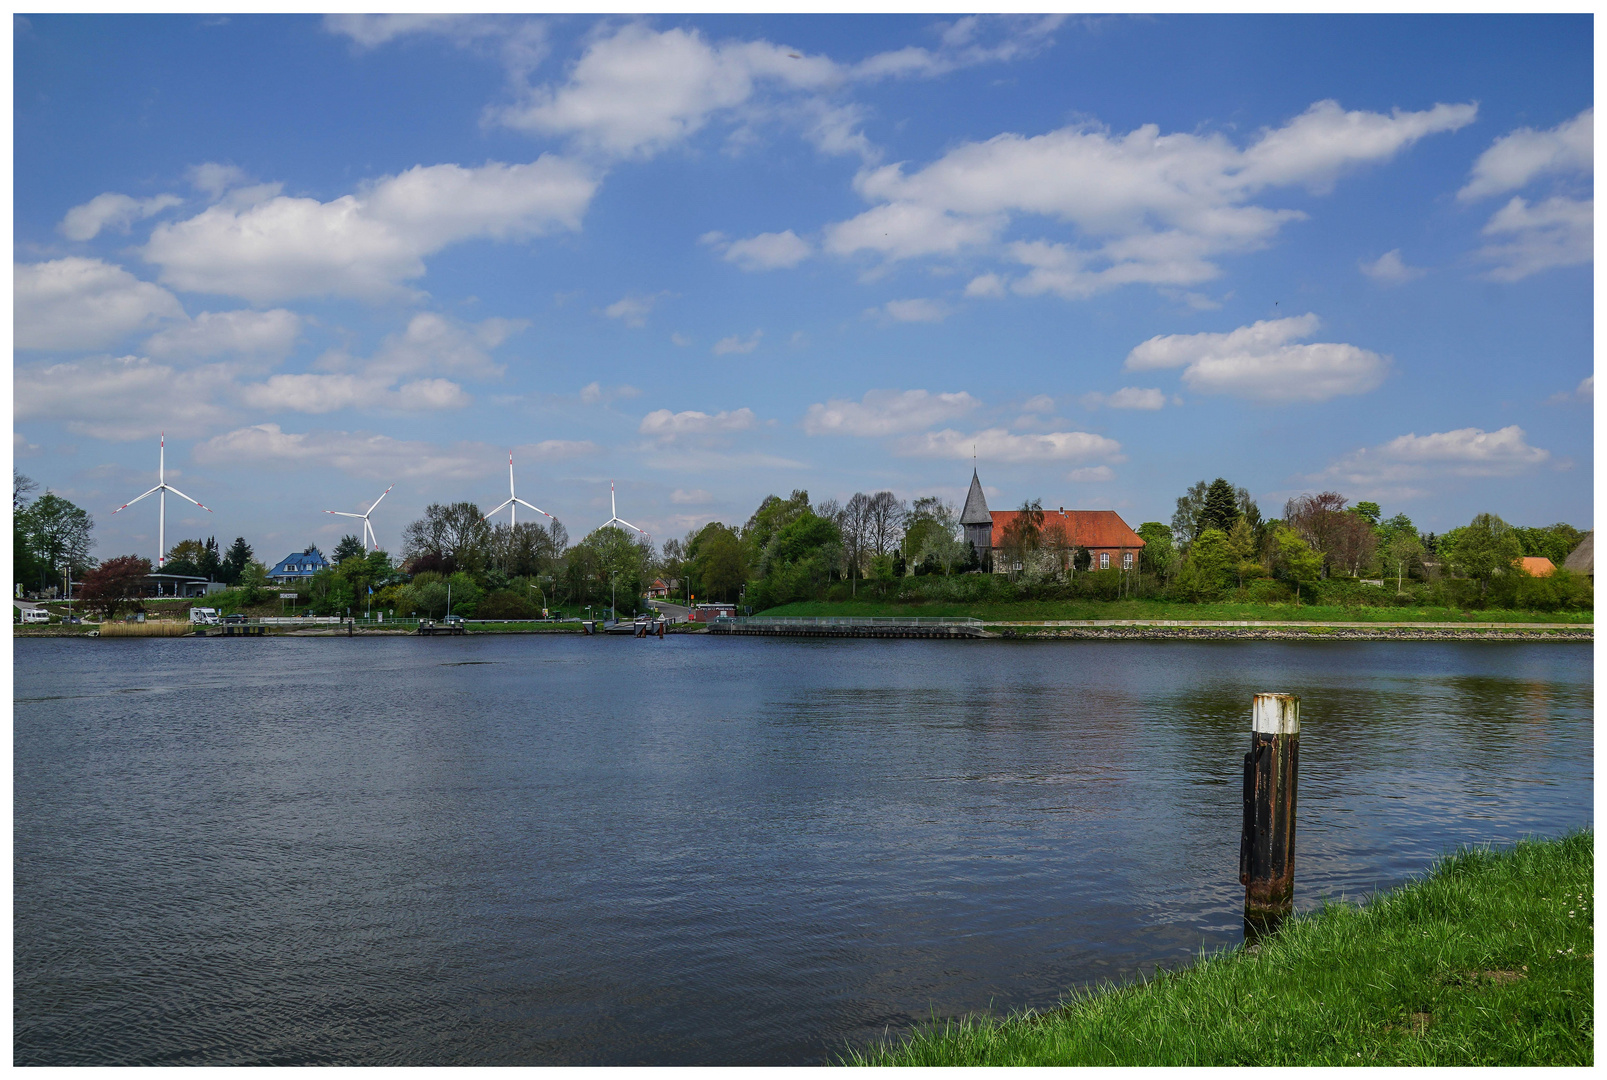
[12,13,1595,565]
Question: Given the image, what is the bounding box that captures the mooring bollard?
[1240,692,1299,937]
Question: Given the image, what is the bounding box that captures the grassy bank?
[853,832,1592,1066]
[762,598,1590,624]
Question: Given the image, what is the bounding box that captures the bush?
[1246,579,1292,604]
[476,590,539,619]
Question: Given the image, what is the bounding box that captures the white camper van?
[20,608,49,624]
[189,607,220,625]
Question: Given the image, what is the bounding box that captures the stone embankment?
[993,622,1590,642]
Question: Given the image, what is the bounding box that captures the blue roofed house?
[269,547,330,583]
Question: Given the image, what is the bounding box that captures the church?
[960,469,1145,574]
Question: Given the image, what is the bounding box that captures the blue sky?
[13,14,1593,564]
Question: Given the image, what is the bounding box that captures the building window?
[1123,552,1133,570]
[1099,552,1110,569]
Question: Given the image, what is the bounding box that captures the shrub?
[477,590,539,619]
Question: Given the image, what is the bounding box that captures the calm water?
[13,635,1593,1065]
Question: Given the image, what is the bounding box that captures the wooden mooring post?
[1240,692,1299,938]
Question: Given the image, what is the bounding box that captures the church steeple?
[960,468,991,525]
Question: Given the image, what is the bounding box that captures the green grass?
[761,598,1591,624]
[852,831,1592,1066]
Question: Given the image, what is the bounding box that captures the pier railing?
[711,615,984,638]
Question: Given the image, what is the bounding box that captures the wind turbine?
[600,481,649,541]
[112,432,212,568]
[482,452,552,527]
[324,484,394,551]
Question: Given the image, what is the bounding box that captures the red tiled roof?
[988,509,1145,549]
[1516,556,1555,577]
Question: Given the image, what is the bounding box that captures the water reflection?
[14,637,1592,1065]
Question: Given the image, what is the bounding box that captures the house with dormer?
[268,547,330,583]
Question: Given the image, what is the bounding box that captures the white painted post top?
[1253,693,1301,735]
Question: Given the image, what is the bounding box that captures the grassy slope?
[760,598,1590,624]
[853,832,1592,1066]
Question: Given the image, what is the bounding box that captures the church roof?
[986,508,1146,550]
[960,470,992,525]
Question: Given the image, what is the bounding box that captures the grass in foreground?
[762,599,1590,624]
[852,832,1592,1066]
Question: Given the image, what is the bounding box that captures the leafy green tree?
[333,534,367,564]
[1136,522,1177,579]
[743,490,811,564]
[1171,480,1209,545]
[1382,531,1424,595]
[1445,513,1523,602]
[1173,527,1233,600]
[1227,518,1263,588]
[78,555,152,619]
[18,491,96,592]
[447,570,483,616]
[998,499,1045,579]
[750,510,841,608]
[1200,478,1241,535]
[1352,501,1382,525]
[1270,526,1323,603]
[687,522,746,603]
[402,501,489,576]
[239,559,270,605]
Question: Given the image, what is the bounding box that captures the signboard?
[279,592,298,599]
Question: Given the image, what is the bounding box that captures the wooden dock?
[708,616,985,639]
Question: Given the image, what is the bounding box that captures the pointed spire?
[960,467,991,525]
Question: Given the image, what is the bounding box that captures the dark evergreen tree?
[221,537,254,585]
[198,536,222,580]
[333,534,367,564]
[1200,478,1241,535]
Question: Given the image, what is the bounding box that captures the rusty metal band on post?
[1240,693,1299,922]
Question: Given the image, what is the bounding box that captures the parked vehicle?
[188,607,221,625]
[20,608,49,624]
[223,613,247,624]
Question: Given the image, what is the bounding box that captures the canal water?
[13,635,1593,1065]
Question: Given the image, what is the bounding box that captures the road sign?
[279,592,298,599]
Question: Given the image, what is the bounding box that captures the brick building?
[959,468,1145,574]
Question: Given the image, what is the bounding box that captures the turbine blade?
[514,498,552,518]
[367,484,394,512]
[164,485,212,512]
[325,510,364,518]
[483,498,514,520]
[113,486,162,513]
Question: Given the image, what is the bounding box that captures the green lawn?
[759,598,1590,624]
[852,832,1592,1066]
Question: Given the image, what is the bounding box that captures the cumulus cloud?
[13,354,238,439]
[1067,465,1115,482]
[964,272,1007,298]
[144,308,302,360]
[187,162,251,199]
[670,487,713,504]
[1474,195,1592,281]
[1311,425,1551,498]
[1458,108,1592,202]
[579,381,642,405]
[1081,387,1166,410]
[59,192,184,241]
[142,157,598,303]
[1548,375,1593,404]
[713,329,763,355]
[603,292,670,327]
[823,99,1474,296]
[196,423,593,481]
[803,388,980,436]
[868,297,950,323]
[334,313,523,382]
[1125,313,1387,402]
[15,257,185,350]
[715,229,813,270]
[897,426,1122,464]
[239,373,472,414]
[1359,249,1426,284]
[638,407,758,441]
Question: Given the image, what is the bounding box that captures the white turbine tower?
[324,485,394,551]
[482,452,552,527]
[111,432,212,568]
[600,481,649,541]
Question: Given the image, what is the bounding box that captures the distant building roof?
[987,508,1145,550]
[960,469,992,525]
[269,549,330,579]
[1562,532,1593,575]
[1516,556,1555,577]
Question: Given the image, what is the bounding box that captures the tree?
[1171,480,1209,545]
[743,490,812,564]
[239,559,270,604]
[840,492,874,594]
[686,522,746,603]
[865,491,908,558]
[1445,513,1523,601]
[1227,518,1263,588]
[1353,501,1382,526]
[1174,527,1234,600]
[1200,478,1241,535]
[998,499,1045,578]
[18,491,96,592]
[1270,526,1322,603]
[1136,522,1177,580]
[221,537,254,585]
[333,534,367,564]
[1382,531,1424,595]
[14,470,38,510]
[402,502,490,575]
[78,555,151,620]
[198,537,222,580]
[1283,491,1350,576]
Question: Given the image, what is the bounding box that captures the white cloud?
[60,192,183,241]
[824,99,1474,295]
[1021,394,1055,413]
[144,308,302,360]
[1312,425,1551,498]
[964,272,1007,298]
[579,381,642,405]
[187,162,251,199]
[1082,387,1166,410]
[15,258,185,350]
[13,354,237,439]
[1125,313,1386,402]
[142,157,598,303]
[1474,195,1592,281]
[638,407,758,440]
[897,426,1122,464]
[1359,249,1425,284]
[1458,107,1592,202]
[713,329,763,355]
[670,488,713,504]
[872,297,950,323]
[803,388,980,436]
[603,292,669,327]
[670,332,692,347]
[239,373,472,414]
[1549,375,1594,404]
[197,423,593,482]
[323,14,465,48]
[339,313,522,381]
[718,229,813,270]
[1067,465,1115,482]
